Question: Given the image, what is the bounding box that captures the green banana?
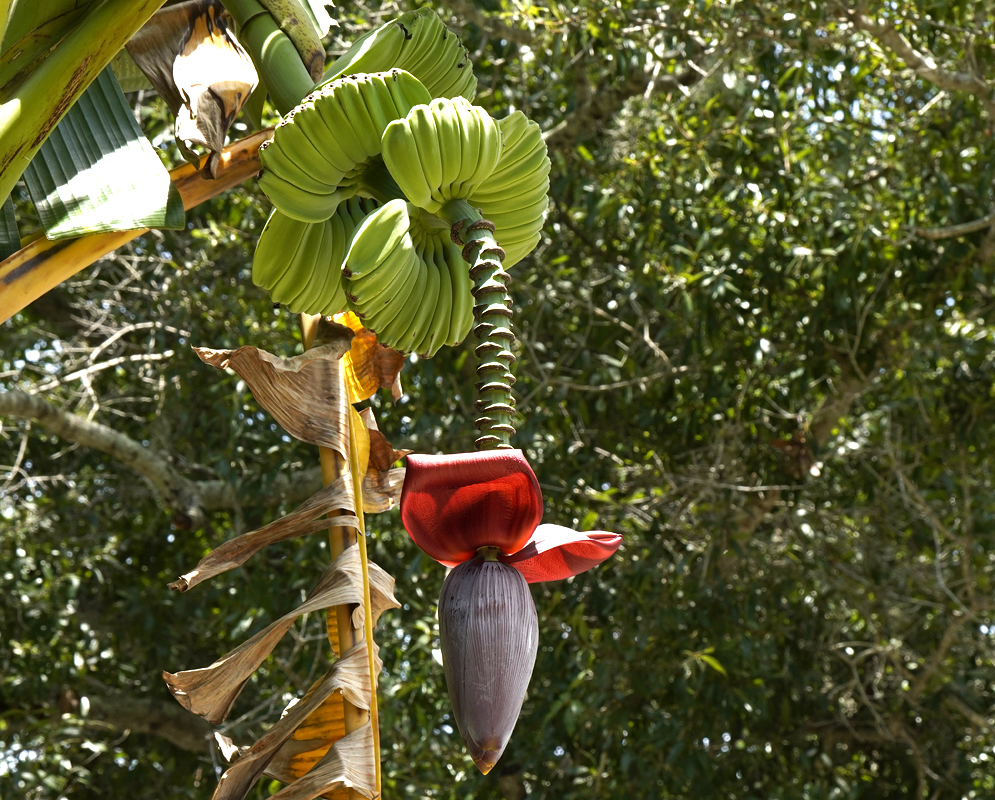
[258,70,433,221]
[271,107,348,182]
[252,207,310,292]
[397,234,441,353]
[419,234,453,357]
[347,235,412,306]
[375,246,428,348]
[258,134,339,196]
[282,217,332,312]
[341,198,411,279]
[269,214,324,311]
[382,97,501,214]
[314,215,349,315]
[381,116,434,210]
[257,167,353,223]
[335,79,383,161]
[323,8,476,101]
[466,111,551,267]
[442,236,474,346]
[362,242,423,337]
[252,197,378,311]
[383,68,434,117]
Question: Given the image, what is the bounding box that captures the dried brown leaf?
[264,644,383,787]
[126,0,257,175]
[334,312,404,403]
[268,722,376,800]
[210,645,371,800]
[170,473,358,591]
[164,545,368,724]
[194,339,352,456]
[357,407,409,514]
[362,467,405,515]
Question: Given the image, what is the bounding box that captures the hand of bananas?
[251,8,550,358]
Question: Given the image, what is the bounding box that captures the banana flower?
[400,449,621,774]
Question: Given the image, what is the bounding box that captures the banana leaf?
[0,0,165,204]
[21,68,184,240]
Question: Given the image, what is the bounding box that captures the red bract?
[400,449,621,580]
[400,449,621,775]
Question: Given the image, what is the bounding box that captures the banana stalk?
[0,0,165,204]
[222,0,317,114]
[300,314,381,799]
[439,199,516,451]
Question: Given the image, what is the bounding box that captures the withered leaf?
[165,545,395,725]
[362,468,405,515]
[170,473,358,591]
[164,545,366,724]
[195,340,351,458]
[210,645,372,800]
[269,722,376,800]
[334,312,404,403]
[264,644,383,786]
[357,406,409,514]
[127,0,257,176]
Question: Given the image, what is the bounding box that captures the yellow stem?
[349,418,381,797]
[302,313,381,798]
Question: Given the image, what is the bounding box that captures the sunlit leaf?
[21,68,184,239]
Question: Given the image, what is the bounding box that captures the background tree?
[3,1,995,799]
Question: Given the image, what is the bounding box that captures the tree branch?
[0,389,208,528]
[846,10,995,120]
[437,0,535,44]
[0,390,324,523]
[85,692,213,753]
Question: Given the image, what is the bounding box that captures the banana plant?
[245,9,621,779]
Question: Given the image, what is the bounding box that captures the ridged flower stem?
[439,199,516,451]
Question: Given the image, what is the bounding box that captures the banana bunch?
[258,69,432,222]
[251,11,551,365]
[253,197,379,315]
[468,111,551,268]
[381,97,502,214]
[323,8,476,101]
[341,199,473,356]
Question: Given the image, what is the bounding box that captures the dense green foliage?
[4,1,995,798]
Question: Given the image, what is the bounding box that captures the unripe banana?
[443,237,474,346]
[362,243,423,337]
[376,248,428,348]
[396,235,441,353]
[382,98,501,213]
[257,167,353,223]
[466,111,551,267]
[252,198,377,311]
[341,198,411,279]
[420,234,453,357]
[323,8,477,101]
[252,207,310,292]
[259,71,432,219]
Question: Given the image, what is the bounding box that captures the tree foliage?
[3,1,995,798]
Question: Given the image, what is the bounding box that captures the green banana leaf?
[0,194,18,260]
[21,68,184,240]
[0,0,165,204]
